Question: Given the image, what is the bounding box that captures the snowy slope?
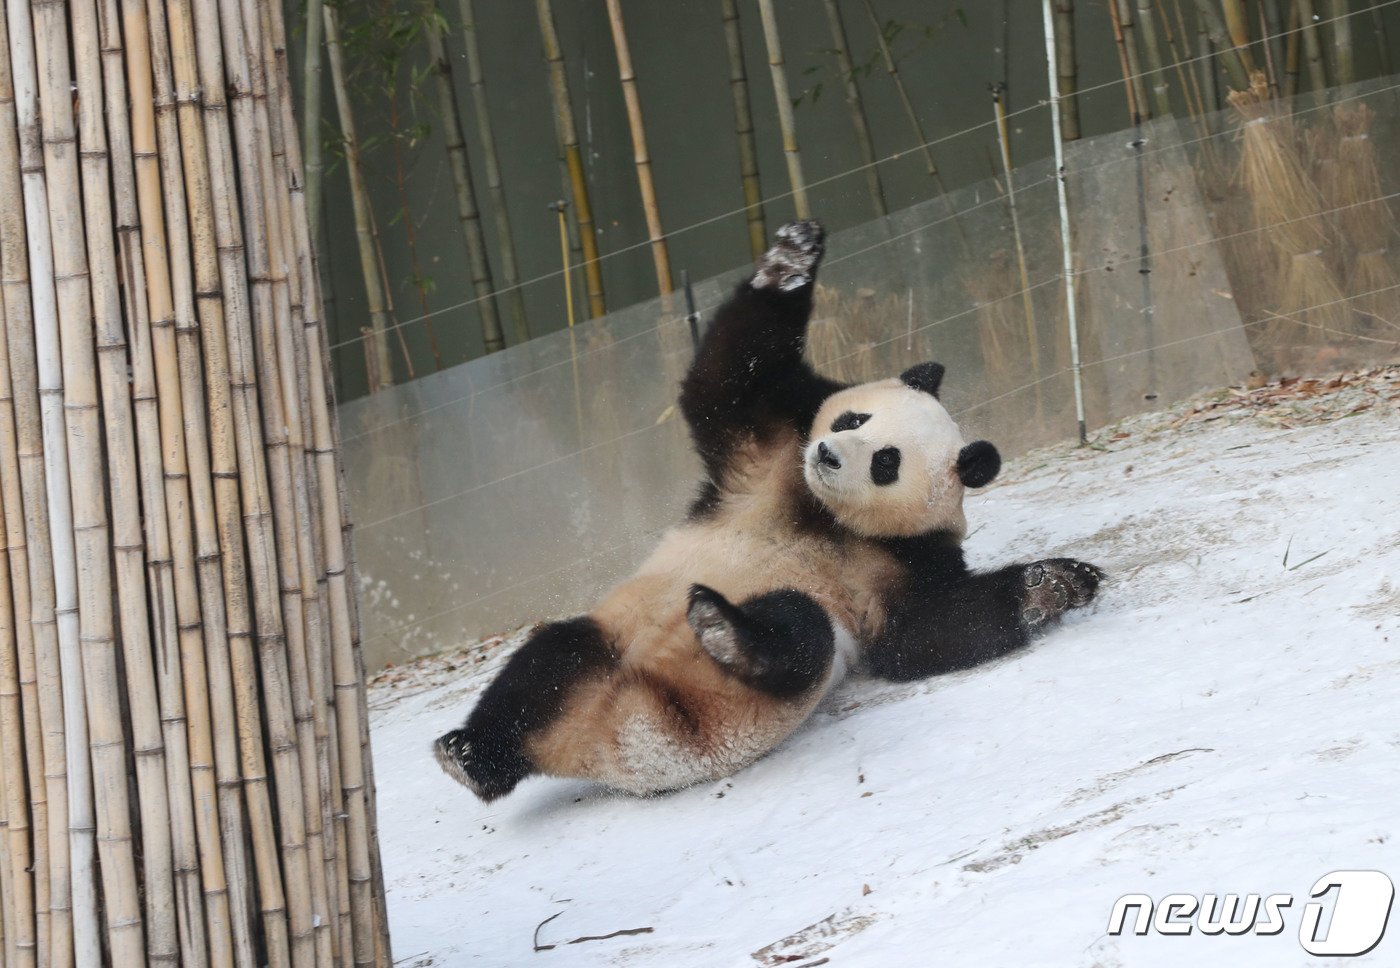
[368,372,1400,968]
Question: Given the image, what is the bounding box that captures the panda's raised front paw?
[752,220,825,292]
[1019,558,1104,628]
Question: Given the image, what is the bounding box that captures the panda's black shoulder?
[879,530,969,585]
[686,479,723,521]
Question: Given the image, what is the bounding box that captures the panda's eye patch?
[871,446,901,486]
[831,411,871,433]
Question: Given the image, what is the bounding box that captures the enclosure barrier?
[0,1,388,967]
[342,75,1400,674]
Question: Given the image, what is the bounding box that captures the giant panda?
[434,220,1103,801]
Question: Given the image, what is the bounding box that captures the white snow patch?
[368,390,1400,967]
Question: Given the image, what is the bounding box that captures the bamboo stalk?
[9,0,94,961]
[1260,0,1288,89]
[1112,0,1153,118]
[1328,0,1353,86]
[990,84,1042,405]
[1194,0,1251,90]
[824,0,886,218]
[323,5,395,388]
[423,15,508,353]
[34,0,147,959]
[605,0,674,293]
[1370,3,1392,75]
[1296,0,1328,93]
[862,0,946,191]
[1284,0,1302,97]
[89,3,193,964]
[0,398,35,968]
[1196,9,1222,111]
[535,0,606,317]
[303,0,325,234]
[1052,1,1081,140]
[1220,0,1259,72]
[1107,0,1144,121]
[0,15,48,965]
[756,0,810,217]
[378,1,442,372]
[0,9,60,961]
[1155,0,1210,130]
[720,0,766,257]
[457,0,529,343]
[1134,0,1173,117]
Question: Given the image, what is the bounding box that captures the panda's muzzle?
[816,440,842,470]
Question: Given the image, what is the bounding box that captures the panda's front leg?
[863,558,1105,682]
[1018,558,1104,628]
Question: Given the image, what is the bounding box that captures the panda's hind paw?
[1020,558,1104,628]
[753,220,825,292]
[433,727,530,802]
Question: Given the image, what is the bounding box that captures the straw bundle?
[807,285,906,384]
[1228,72,1350,350]
[1322,102,1400,336]
[0,0,391,965]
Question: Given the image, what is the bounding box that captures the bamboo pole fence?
[0,0,391,964]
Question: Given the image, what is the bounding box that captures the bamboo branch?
[862,0,945,190]
[605,0,673,294]
[1052,1,1080,140]
[720,0,766,257]
[823,0,886,217]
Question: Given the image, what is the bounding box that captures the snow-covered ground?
[368,369,1400,967]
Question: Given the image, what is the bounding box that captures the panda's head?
[802,362,1000,539]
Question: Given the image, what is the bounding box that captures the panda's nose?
[817,441,841,469]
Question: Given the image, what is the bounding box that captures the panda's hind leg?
[434,616,614,801]
[686,585,837,698]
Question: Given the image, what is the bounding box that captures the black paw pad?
[753,220,825,291]
[1020,558,1104,629]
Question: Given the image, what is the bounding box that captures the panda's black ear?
[900,362,946,398]
[957,440,1000,488]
